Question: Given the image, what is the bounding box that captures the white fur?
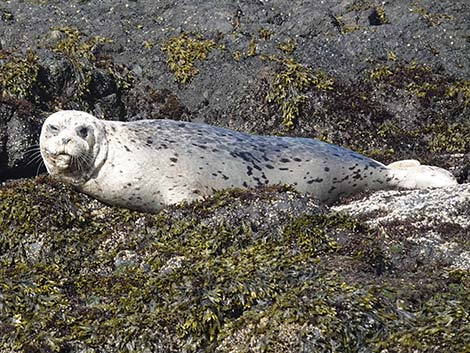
[387,160,457,189]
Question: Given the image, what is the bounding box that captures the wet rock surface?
[0,1,469,352]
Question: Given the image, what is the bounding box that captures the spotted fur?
[40,111,457,212]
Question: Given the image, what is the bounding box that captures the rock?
[0,98,43,180]
[333,184,470,271]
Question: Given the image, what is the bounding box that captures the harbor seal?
[39,110,457,212]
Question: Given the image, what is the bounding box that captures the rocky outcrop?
[334,184,470,272]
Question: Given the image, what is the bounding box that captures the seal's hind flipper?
[387,159,421,169]
[387,160,457,189]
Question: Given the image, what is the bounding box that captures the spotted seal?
[39,110,457,212]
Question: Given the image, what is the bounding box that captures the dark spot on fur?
[170,157,178,163]
[280,158,290,163]
[293,158,302,162]
[124,146,131,152]
[307,178,324,184]
[279,167,289,171]
[230,151,257,163]
[324,167,330,172]
[266,164,274,169]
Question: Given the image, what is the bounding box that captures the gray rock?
[333,184,470,270]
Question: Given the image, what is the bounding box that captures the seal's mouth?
[50,153,72,171]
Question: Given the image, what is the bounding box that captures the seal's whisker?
[23,146,41,158]
[75,155,85,172]
[35,160,45,176]
[26,143,40,150]
[27,155,44,166]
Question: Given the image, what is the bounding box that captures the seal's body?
[40,110,457,212]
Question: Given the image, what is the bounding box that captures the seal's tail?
[387,159,457,189]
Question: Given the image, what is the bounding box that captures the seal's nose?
[62,137,71,144]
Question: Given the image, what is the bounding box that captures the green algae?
[161,32,216,84]
[427,122,470,153]
[410,4,454,27]
[247,38,257,57]
[258,28,274,41]
[277,39,297,55]
[50,27,133,105]
[1,179,468,352]
[368,61,470,106]
[376,120,470,155]
[0,50,40,100]
[265,56,334,129]
[332,16,362,34]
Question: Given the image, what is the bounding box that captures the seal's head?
[40,110,108,186]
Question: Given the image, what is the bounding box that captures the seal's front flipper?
[387,159,457,189]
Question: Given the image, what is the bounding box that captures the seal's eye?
[48,125,59,134]
[77,127,89,139]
